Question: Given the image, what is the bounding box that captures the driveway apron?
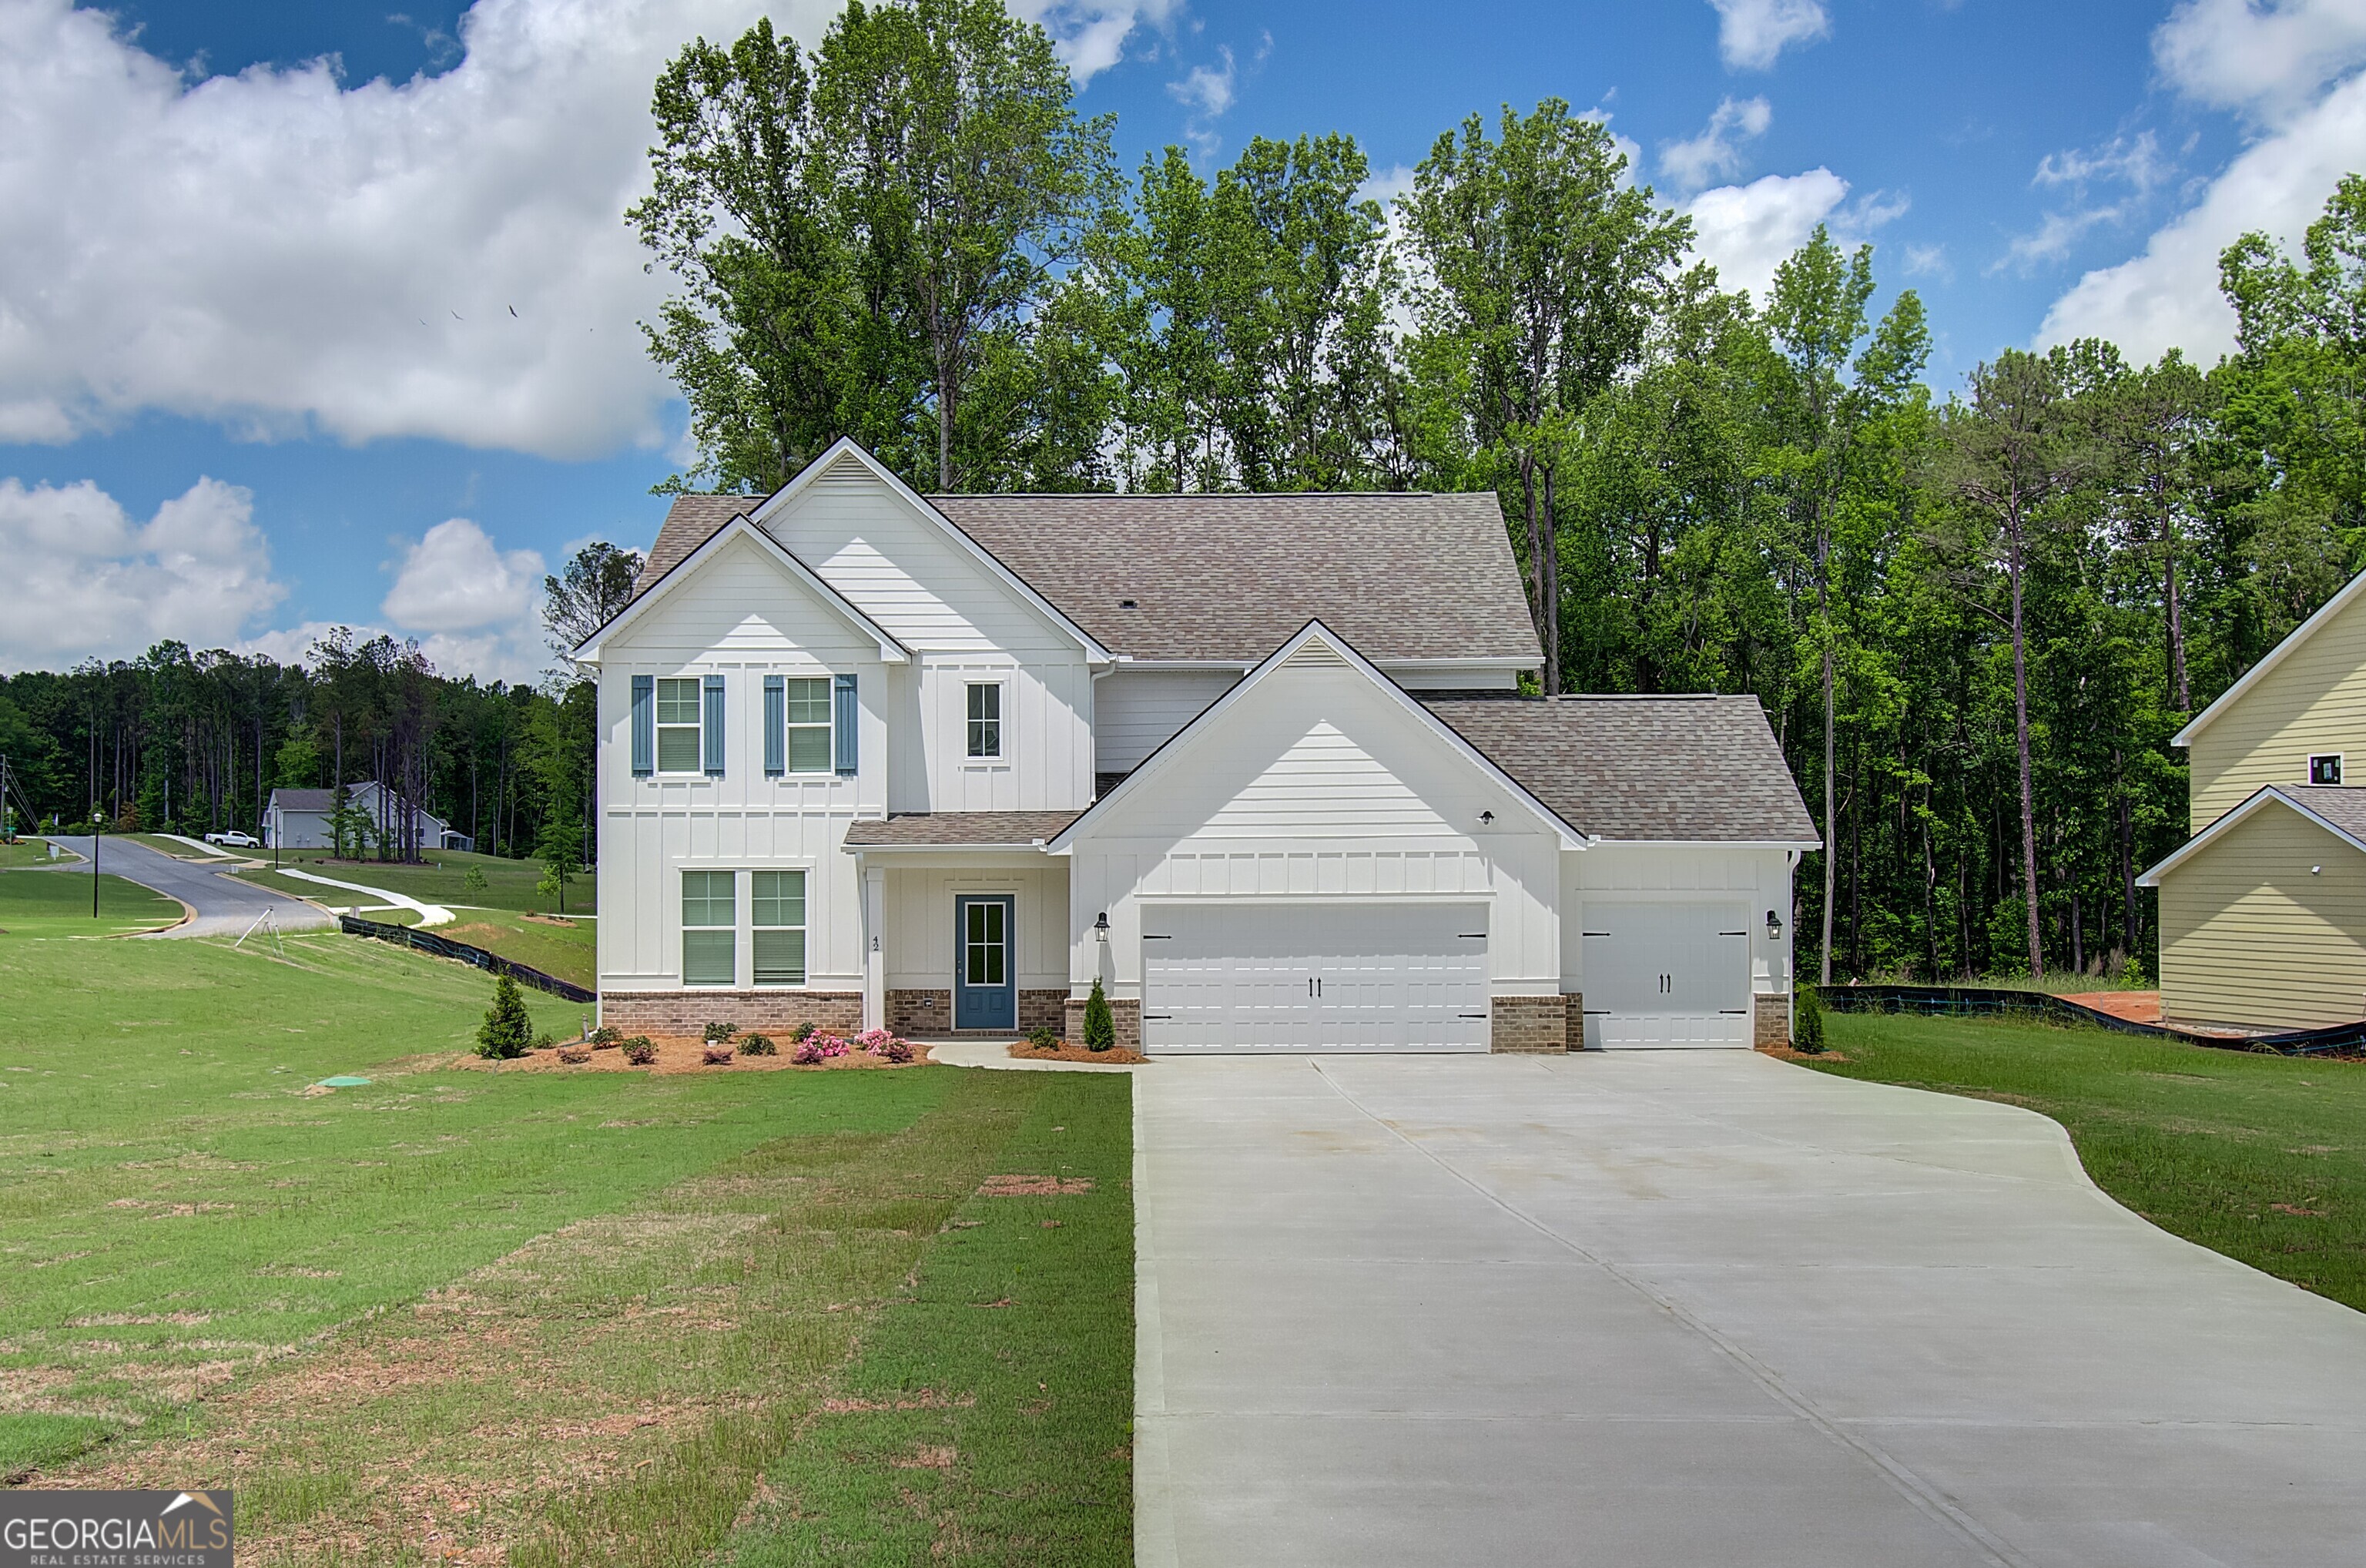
[1134,1051,2366,1567]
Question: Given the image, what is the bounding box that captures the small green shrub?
[587,1026,620,1047]
[475,974,534,1060]
[1792,984,1826,1054]
[1081,979,1115,1053]
[461,866,489,895]
[702,1020,738,1044]
[738,1033,776,1057]
[789,1020,816,1044]
[621,1036,657,1066]
[1027,1024,1060,1050]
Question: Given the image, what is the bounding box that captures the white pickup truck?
[204,830,261,848]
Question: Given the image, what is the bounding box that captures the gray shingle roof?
[930,492,1540,664]
[843,811,1085,848]
[269,788,336,812]
[628,487,1541,666]
[1421,694,1819,844]
[631,494,759,597]
[2271,785,2366,840]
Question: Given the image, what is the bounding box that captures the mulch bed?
[463,1036,935,1075]
[1009,1040,1147,1064]
[1757,1043,1848,1064]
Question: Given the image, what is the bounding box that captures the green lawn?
[432,908,597,989]
[238,846,592,914]
[0,866,184,935]
[1813,1012,2366,1311]
[0,839,79,869]
[1,923,1134,1565]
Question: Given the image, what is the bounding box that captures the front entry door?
[953,895,1017,1030]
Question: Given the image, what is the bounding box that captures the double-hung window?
[752,870,806,986]
[656,677,703,773]
[682,870,736,987]
[966,682,1002,759]
[786,678,832,773]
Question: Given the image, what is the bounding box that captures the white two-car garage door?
[1581,900,1754,1048]
[1141,902,1490,1052]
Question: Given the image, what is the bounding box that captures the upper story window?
[967,682,1003,759]
[2311,753,2344,786]
[786,678,833,772]
[656,678,703,773]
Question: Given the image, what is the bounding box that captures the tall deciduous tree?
[1400,100,1690,689]
[543,542,647,671]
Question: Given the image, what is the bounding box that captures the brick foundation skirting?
[1754,992,1792,1048]
[1490,993,1568,1054]
[889,988,1066,1037]
[1064,994,1142,1050]
[598,990,862,1037]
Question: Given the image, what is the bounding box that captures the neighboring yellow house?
[2140,570,2366,1030]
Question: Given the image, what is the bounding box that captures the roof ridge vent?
[1281,636,1349,668]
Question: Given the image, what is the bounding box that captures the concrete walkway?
[45,836,333,938]
[1135,1050,2366,1567]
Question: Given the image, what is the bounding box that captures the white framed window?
[752,870,807,986]
[786,678,832,773]
[966,682,1003,759]
[2311,753,2344,786]
[682,870,736,987]
[656,677,703,774]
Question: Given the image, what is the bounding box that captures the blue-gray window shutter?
[763,675,785,776]
[833,673,858,776]
[702,674,726,776]
[631,675,653,776]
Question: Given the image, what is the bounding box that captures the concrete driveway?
[1134,1051,2366,1567]
[46,836,334,937]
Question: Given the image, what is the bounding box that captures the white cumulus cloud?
[1682,169,1852,302]
[2039,9,2366,360]
[1707,0,1829,71]
[1661,95,1773,193]
[0,477,285,671]
[0,0,1167,462]
[382,518,545,635]
[1013,0,1183,81]
[2155,0,2366,122]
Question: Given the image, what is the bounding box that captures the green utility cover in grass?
[316,1076,372,1087]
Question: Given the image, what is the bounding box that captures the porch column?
[862,863,886,1033]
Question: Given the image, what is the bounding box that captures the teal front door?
[953,895,1017,1030]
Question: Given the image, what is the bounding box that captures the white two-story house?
[575,439,1818,1053]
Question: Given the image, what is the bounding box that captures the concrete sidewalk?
[1134,1051,2366,1567]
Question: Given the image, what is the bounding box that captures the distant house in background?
[264,782,473,854]
[2142,569,2366,1030]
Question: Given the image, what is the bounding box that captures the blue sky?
[3,0,2361,681]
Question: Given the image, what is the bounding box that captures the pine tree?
[477,973,535,1060]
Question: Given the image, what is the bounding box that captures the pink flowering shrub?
[793,1032,851,1065]
[701,1042,736,1065]
[854,1028,917,1064]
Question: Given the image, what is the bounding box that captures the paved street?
[1134,1051,2366,1567]
[48,836,334,937]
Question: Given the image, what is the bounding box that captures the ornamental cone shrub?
[477,973,534,1060]
[1082,978,1115,1053]
[1792,983,1826,1054]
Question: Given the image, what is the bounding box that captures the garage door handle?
[1720,930,1748,937]
[1459,932,1486,939]
[1580,931,1610,938]
[1142,1014,1172,1021]
[1719,1009,1749,1015]
[1459,1013,1489,1019]
[1142,933,1172,940]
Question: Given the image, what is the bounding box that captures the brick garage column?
[1490,994,1567,1054]
[1064,994,1141,1049]
[1754,993,1791,1048]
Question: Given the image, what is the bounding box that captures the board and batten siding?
[1063,659,1563,1000]
[1094,668,1238,774]
[596,533,888,991]
[763,457,1094,812]
[2159,801,2366,1030]
[1565,845,1797,1001]
[881,863,1069,991]
[2189,586,2366,829]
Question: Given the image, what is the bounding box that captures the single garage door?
[1581,901,1754,1048]
[1142,902,1490,1052]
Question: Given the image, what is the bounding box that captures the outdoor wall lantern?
[1767,909,1785,941]
[1094,911,1111,941]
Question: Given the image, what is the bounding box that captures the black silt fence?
[1823,984,2366,1058]
[340,913,595,1003]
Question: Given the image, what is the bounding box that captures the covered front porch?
[846,812,1081,1038]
